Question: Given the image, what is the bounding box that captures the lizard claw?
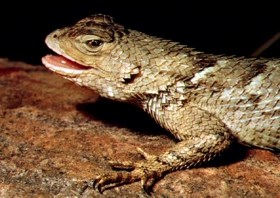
[91,148,169,194]
[92,172,135,193]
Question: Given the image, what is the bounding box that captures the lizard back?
[186,56,280,150]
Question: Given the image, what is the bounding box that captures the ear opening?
[119,66,141,84]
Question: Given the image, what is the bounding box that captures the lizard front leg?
[92,106,233,193]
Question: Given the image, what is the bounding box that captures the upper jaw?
[44,29,77,63]
[42,29,91,77]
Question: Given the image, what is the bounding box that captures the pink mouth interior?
[42,55,89,70]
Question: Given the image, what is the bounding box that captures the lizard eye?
[86,39,103,48]
[85,39,103,51]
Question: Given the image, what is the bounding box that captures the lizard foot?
[92,147,169,194]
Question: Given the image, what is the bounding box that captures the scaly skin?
[42,14,280,193]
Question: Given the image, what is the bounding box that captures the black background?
[0,1,279,65]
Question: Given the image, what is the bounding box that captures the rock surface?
[0,58,279,197]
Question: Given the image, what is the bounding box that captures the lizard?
[42,14,280,193]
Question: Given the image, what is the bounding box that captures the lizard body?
[42,14,280,193]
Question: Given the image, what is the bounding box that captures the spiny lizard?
[42,14,280,193]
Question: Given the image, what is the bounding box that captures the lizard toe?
[109,160,135,171]
[92,172,139,193]
[141,170,163,194]
[91,153,170,193]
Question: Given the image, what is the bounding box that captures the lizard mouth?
[42,55,90,75]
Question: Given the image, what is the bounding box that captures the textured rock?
[0,58,279,197]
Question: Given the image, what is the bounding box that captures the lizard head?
[42,14,144,100]
[42,14,190,102]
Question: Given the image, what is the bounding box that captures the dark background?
[0,1,279,65]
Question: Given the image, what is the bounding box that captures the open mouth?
[42,55,90,75]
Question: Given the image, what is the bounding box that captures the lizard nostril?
[53,34,58,38]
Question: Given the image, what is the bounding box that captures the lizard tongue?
[42,55,89,75]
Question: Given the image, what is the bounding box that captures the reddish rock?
[0,58,279,197]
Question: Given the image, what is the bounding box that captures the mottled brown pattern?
[68,14,127,40]
[42,14,279,193]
